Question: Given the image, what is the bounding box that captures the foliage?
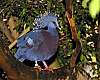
[73,0,99,78]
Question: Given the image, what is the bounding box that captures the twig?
[0,9,4,14]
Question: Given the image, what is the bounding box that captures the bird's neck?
[47,22,58,37]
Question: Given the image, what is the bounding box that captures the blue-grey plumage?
[15,14,59,71]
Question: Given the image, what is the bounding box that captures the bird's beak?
[55,21,61,30]
[57,26,61,30]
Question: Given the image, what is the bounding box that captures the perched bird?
[14,13,59,71]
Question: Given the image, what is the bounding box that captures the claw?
[42,61,54,72]
[43,67,54,73]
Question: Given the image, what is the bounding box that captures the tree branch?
[0,21,15,43]
[65,0,81,67]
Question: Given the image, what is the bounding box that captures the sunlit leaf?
[80,54,86,62]
[82,0,90,8]
[89,0,100,18]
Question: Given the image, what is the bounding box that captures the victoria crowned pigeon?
[14,13,59,71]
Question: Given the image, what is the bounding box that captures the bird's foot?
[43,67,54,73]
[34,65,42,71]
[34,61,42,71]
[42,61,54,72]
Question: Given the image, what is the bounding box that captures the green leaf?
[82,0,90,8]
[80,54,86,62]
[78,31,81,39]
[89,0,100,18]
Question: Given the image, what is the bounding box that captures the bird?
[14,13,59,71]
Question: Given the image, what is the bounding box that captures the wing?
[16,30,59,61]
[15,30,45,61]
[17,30,44,48]
[17,34,27,47]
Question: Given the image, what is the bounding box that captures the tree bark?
[65,0,81,67]
[0,21,15,43]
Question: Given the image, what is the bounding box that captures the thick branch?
[65,0,81,67]
[7,16,19,39]
[0,21,15,43]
